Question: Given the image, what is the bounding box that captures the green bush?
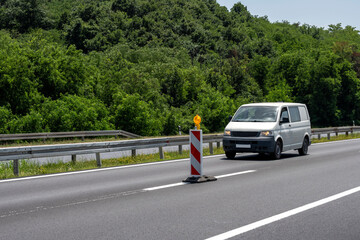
[7,95,113,133]
[113,93,162,136]
[39,95,113,132]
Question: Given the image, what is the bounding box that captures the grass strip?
[311,133,360,143]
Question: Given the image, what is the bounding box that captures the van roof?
[241,102,306,107]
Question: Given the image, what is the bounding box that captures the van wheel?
[271,140,282,160]
[298,138,309,155]
[225,151,236,159]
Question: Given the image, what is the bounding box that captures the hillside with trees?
[1,0,360,135]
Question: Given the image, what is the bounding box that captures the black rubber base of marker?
[183,175,217,183]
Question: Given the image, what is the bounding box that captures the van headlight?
[224,130,231,136]
[260,131,273,137]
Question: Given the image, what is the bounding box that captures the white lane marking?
[144,170,256,191]
[0,155,224,184]
[205,186,360,240]
[216,170,256,179]
[144,182,188,191]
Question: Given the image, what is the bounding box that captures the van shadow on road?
[220,152,302,161]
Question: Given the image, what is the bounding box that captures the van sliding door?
[288,106,303,148]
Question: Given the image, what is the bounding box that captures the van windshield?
[232,106,278,122]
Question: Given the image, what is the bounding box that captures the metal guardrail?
[1,126,359,176]
[0,134,224,176]
[311,126,360,139]
[0,130,140,141]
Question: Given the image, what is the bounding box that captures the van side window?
[280,107,289,123]
[298,106,309,121]
[289,106,301,122]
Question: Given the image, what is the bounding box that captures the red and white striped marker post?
[190,129,203,177]
[183,115,217,183]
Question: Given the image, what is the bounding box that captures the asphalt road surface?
[0,139,359,240]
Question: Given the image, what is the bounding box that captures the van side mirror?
[228,115,232,123]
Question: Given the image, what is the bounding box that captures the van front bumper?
[223,136,276,153]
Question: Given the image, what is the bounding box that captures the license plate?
[236,144,251,149]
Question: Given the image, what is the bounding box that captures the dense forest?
[0,0,360,136]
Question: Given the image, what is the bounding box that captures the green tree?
[309,53,342,126]
[195,86,236,133]
[1,0,360,133]
[0,0,48,33]
[265,78,294,102]
[0,32,41,115]
[161,69,189,108]
[337,62,360,124]
[0,106,13,133]
[112,0,138,17]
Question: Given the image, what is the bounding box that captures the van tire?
[298,137,309,155]
[271,140,282,160]
[225,151,236,159]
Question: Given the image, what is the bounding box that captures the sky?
[217,0,360,31]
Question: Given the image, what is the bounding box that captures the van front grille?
[231,131,259,137]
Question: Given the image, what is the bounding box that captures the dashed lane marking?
[205,186,360,240]
[143,170,256,191]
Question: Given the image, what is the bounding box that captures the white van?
[223,102,311,159]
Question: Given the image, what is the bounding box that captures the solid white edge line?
[1,137,359,184]
[205,186,360,240]
[144,170,256,192]
[0,155,225,184]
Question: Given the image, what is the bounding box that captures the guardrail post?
[335,131,338,137]
[72,155,76,163]
[178,145,182,155]
[327,133,331,140]
[13,160,19,176]
[209,142,214,155]
[318,134,321,140]
[159,147,164,159]
[131,149,136,157]
[346,131,349,136]
[217,141,220,149]
[96,153,101,167]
